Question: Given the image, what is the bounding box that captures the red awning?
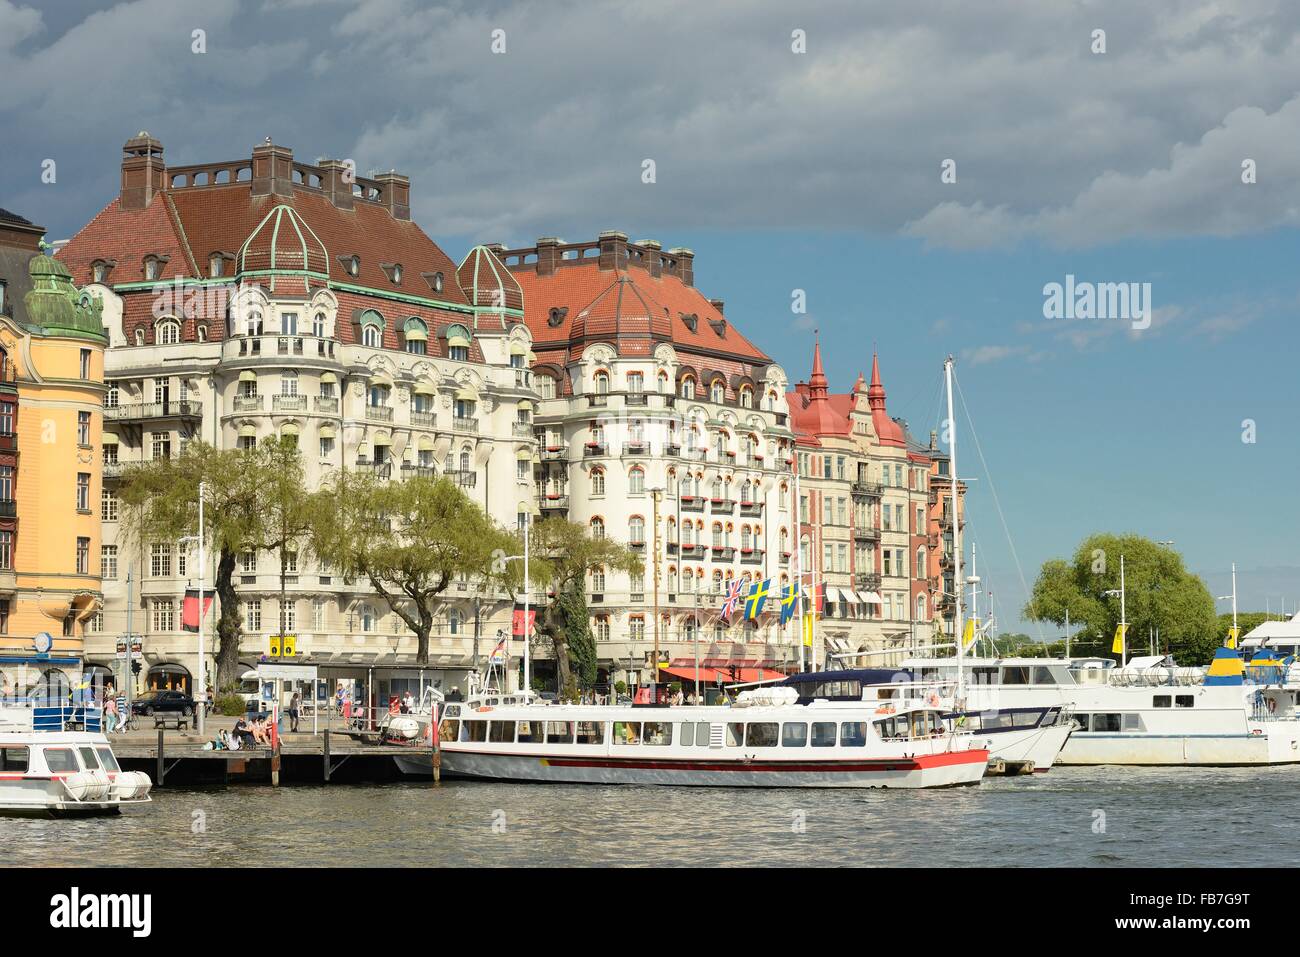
[661,665,786,685]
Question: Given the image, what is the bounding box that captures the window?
[811,722,837,747]
[0,531,11,570]
[840,721,867,747]
[152,599,174,632]
[746,723,779,747]
[594,616,610,641]
[281,312,298,335]
[101,488,118,521]
[319,435,334,459]
[101,545,118,579]
[362,325,381,348]
[710,380,725,404]
[312,600,326,631]
[0,746,28,773]
[1176,695,1195,708]
[80,349,91,379]
[313,312,326,337]
[209,253,224,278]
[150,543,172,577]
[144,257,161,281]
[244,600,262,632]
[449,345,469,362]
[590,518,605,539]
[590,469,605,496]
[629,516,645,544]
[76,410,91,446]
[782,723,808,747]
[76,537,90,575]
[151,431,171,460]
[279,600,296,634]
[76,473,90,511]
[157,320,180,345]
[538,376,556,399]
[629,467,645,495]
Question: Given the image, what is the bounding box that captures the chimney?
[709,298,724,314]
[120,132,166,210]
[536,237,561,276]
[373,170,410,221]
[319,158,355,211]
[638,239,662,278]
[929,429,938,451]
[668,247,694,287]
[598,230,629,272]
[251,139,294,199]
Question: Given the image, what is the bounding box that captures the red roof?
[786,346,906,448]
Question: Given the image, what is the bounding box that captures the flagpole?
[945,356,964,705]
[791,449,805,673]
[1120,554,1127,667]
[197,481,206,736]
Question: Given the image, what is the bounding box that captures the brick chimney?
[536,237,561,276]
[251,139,294,199]
[319,158,355,211]
[668,247,694,287]
[120,132,166,210]
[638,239,662,278]
[373,170,410,221]
[598,230,629,272]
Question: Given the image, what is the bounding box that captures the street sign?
[258,662,317,681]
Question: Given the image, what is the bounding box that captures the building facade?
[56,134,539,695]
[0,209,107,699]
[500,232,801,687]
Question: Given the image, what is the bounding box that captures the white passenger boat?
[395,690,989,788]
[904,649,1300,766]
[0,703,152,816]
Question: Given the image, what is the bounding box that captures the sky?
[3,0,1299,636]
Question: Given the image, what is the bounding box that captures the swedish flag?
[779,583,800,625]
[745,578,771,619]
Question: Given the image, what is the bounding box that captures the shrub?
[215,693,246,716]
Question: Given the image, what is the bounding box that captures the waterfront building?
[0,209,107,698]
[56,134,538,696]
[786,349,946,661]
[500,232,799,687]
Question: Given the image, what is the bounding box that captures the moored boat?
[0,730,152,816]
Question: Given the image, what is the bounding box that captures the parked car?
[130,689,196,717]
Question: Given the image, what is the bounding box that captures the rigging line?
[952,368,1045,643]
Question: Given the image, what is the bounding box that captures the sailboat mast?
[945,356,964,702]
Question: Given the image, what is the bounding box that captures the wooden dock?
[111,728,436,786]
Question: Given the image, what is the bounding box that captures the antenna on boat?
[944,355,965,707]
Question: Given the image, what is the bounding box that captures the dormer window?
[403,317,428,355]
[445,324,471,362]
[547,307,568,327]
[144,257,161,282]
[348,255,360,277]
[380,262,404,285]
[156,319,181,345]
[432,272,443,293]
[393,264,402,284]
[91,260,114,285]
[362,325,381,348]
[710,380,725,404]
[209,253,224,278]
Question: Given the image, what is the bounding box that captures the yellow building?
[0,209,105,700]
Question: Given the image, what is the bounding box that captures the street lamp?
[496,517,530,697]
[177,481,207,734]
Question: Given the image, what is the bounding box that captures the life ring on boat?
[926,692,941,708]
[476,706,492,713]
[874,705,895,715]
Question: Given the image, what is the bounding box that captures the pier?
[109,718,436,787]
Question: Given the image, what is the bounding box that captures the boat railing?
[0,697,103,732]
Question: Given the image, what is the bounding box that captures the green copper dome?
[24,245,106,341]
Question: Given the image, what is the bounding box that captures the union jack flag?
[720,575,749,621]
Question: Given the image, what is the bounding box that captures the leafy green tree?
[118,442,282,687]
[527,517,643,693]
[558,582,598,692]
[255,437,315,642]
[309,471,518,665]
[1024,533,1218,665]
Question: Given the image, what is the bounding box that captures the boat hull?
[1057,724,1300,766]
[975,723,1074,771]
[397,748,988,788]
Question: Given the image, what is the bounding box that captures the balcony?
[315,396,339,414]
[710,499,735,515]
[411,410,437,428]
[232,395,263,412]
[366,405,394,422]
[740,549,765,565]
[630,541,647,553]
[0,431,15,452]
[851,480,883,498]
[0,499,14,519]
[102,461,123,480]
[514,369,532,388]
[711,545,736,561]
[453,416,479,433]
[445,469,476,488]
[541,446,566,461]
[666,542,678,555]
[583,443,606,457]
[512,422,535,439]
[272,394,306,412]
[277,336,305,356]
[401,465,439,479]
[105,400,203,422]
[665,443,681,457]
[739,501,762,518]
[855,572,882,591]
[679,543,705,559]
[853,526,881,542]
[622,440,649,456]
[538,493,569,512]
[364,463,393,480]
[679,495,705,513]
[625,392,648,407]
[587,394,609,408]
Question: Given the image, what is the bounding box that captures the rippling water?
[4,766,1298,867]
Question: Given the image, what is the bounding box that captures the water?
[4,766,1297,867]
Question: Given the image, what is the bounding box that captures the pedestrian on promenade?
[289,691,300,732]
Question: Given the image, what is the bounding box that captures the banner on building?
[512,606,536,638]
[182,589,213,633]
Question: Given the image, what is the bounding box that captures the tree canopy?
[1023,533,1219,665]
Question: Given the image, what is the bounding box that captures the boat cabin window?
[1176,695,1194,708]
[782,722,807,747]
[679,722,695,746]
[462,720,487,742]
[797,679,863,701]
[746,723,779,747]
[516,721,540,743]
[969,667,998,686]
[489,721,515,743]
[874,716,902,740]
[927,712,946,736]
[726,723,744,747]
[694,722,713,745]
[444,704,461,718]
[78,747,101,770]
[1031,666,1057,685]
[1153,695,1171,708]
[1123,713,1143,731]
[1091,713,1122,732]
[0,745,28,772]
[810,722,837,747]
[839,721,867,747]
[613,722,641,745]
[439,718,460,741]
[546,721,575,744]
[44,748,78,772]
[575,721,605,745]
[642,722,671,746]
[999,666,1031,685]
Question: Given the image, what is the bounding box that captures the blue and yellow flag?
[779,583,800,625]
[1226,626,1239,649]
[962,617,978,649]
[745,578,771,619]
[1111,623,1127,655]
[802,613,814,647]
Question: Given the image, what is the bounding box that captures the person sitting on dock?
[232,716,257,750]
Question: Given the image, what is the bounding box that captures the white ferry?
[780,669,1075,773]
[0,727,152,817]
[396,690,989,788]
[903,649,1300,766]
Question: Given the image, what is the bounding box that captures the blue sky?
[4,0,1300,634]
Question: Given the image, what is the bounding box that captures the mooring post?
[323,728,331,783]
[156,728,165,786]
[431,703,441,784]
[271,737,281,787]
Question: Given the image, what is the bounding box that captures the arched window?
[666,567,677,593]
[313,312,326,337]
[680,375,695,400]
[682,522,694,547]
[593,370,609,395]
[779,527,789,555]
[196,323,208,342]
[711,478,723,500]
[916,547,926,576]
[629,516,645,544]
[741,526,752,550]
[592,567,606,591]
[361,604,375,632]
[590,517,605,539]
[916,594,927,622]
[591,468,605,496]
[710,380,725,404]
[657,371,669,392]
[739,385,753,408]
[362,324,381,348]
[628,467,645,495]
[779,483,788,509]
[666,518,677,543]
[156,319,180,345]
[247,311,263,336]
[134,328,145,346]
[403,317,428,355]
[712,570,724,592]
[683,568,695,593]
[712,523,723,547]
[448,609,463,635]
[679,475,691,498]
[537,375,556,399]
